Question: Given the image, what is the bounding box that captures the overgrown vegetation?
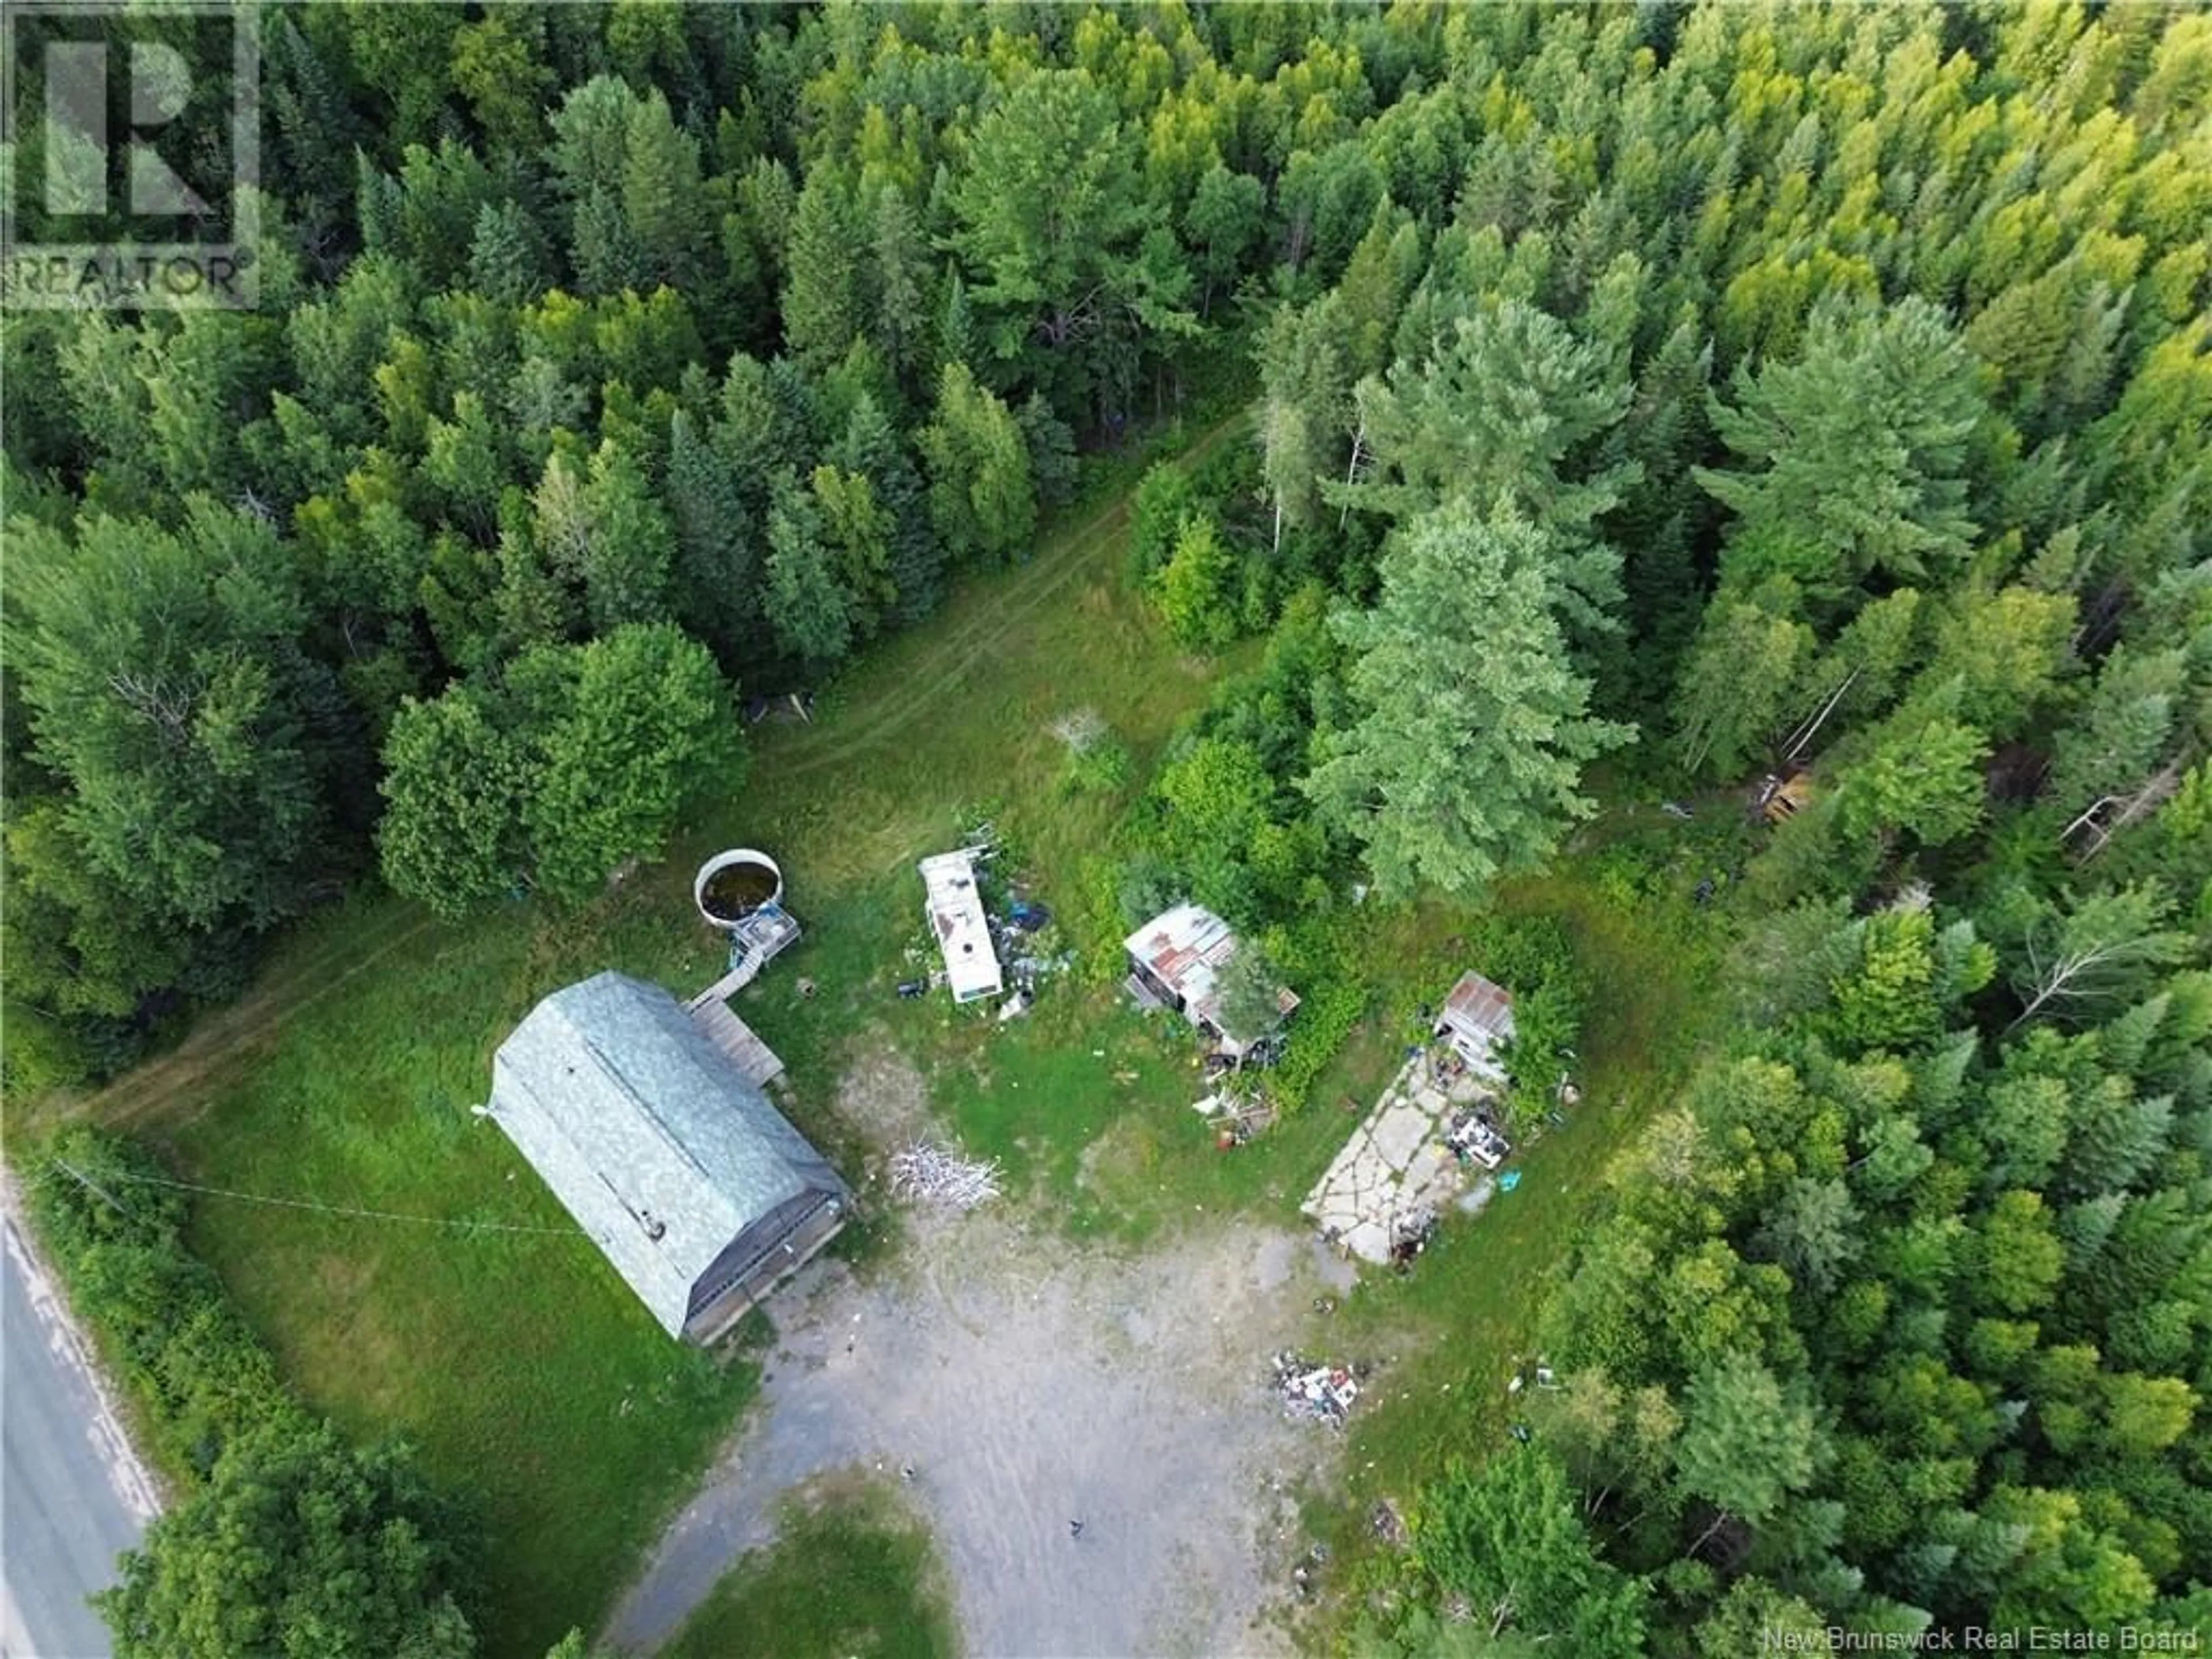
[25,1126,306,1480]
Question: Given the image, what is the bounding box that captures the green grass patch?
[661,1477,956,1659]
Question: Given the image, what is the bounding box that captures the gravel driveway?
[602,1057,1358,1658]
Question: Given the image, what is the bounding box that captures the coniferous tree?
[665,409,759,660]
[783,171,865,372]
[764,470,855,671]
[831,395,942,623]
[1673,1351,1826,1551]
[866,185,933,392]
[1696,298,1988,613]
[1334,299,1635,643]
[619,87,713,290]
[1419,1441,1652,1649]
[1304,503,1631,900]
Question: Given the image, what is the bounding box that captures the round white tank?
[694,849,784,928]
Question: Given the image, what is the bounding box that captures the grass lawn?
[660,1477,956,1659]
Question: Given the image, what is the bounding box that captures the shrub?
[1050,709,1132,796]
[1128,460,1195,584]
[1149,513,1239,647]
[26,1127,306,1476]
[1063,736,1133,794]
[1268,975,1368,1111]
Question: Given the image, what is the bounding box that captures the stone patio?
[1302,1050,1500,1264]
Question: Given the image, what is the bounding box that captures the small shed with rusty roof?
[1123,902,1299,1059]
[486,971,847,1343]
[1435,970,1517,1081]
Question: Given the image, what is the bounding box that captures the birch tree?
[2004,884,2192,1034]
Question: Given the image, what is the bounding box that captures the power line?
[81,1166,585,1237]
[54,1157,133,1217]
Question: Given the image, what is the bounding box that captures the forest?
[3,2,2209,1656]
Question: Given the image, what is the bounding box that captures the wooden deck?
[685,997,785,1088]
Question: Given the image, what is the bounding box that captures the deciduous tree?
[2002,884,2193,1034]
[12,506,333,932]
[376,689,527,920]
[1673,591,1816,777]
[97,1421,477,1659]
[523,625,740,903]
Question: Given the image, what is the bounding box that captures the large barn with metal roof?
[484,971,847,1343]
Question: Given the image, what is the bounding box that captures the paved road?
[2,1198,161,1659]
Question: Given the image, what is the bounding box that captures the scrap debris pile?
[1272,1350,1362,1427]
[900,818,1073,1003]
[887,1141,1002,1210]
[1391,1208,1439,1267]
[993,892,1067,993]
[1193,1089,1277,1149]
[1444,1108,1511,1170]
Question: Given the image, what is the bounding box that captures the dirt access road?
[603,1058,1359,1658]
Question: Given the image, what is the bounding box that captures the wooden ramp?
[685,955,763,1012]
[686,998,785,1089]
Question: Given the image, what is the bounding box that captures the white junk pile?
[887,1141,1002,1210]
[1272,1350,1361,1427]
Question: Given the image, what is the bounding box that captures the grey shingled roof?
[487,971,846,1336]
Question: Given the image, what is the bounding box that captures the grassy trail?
[48,411,1251,1145]
[78,915,441,1131]
[768,408,1248,784]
